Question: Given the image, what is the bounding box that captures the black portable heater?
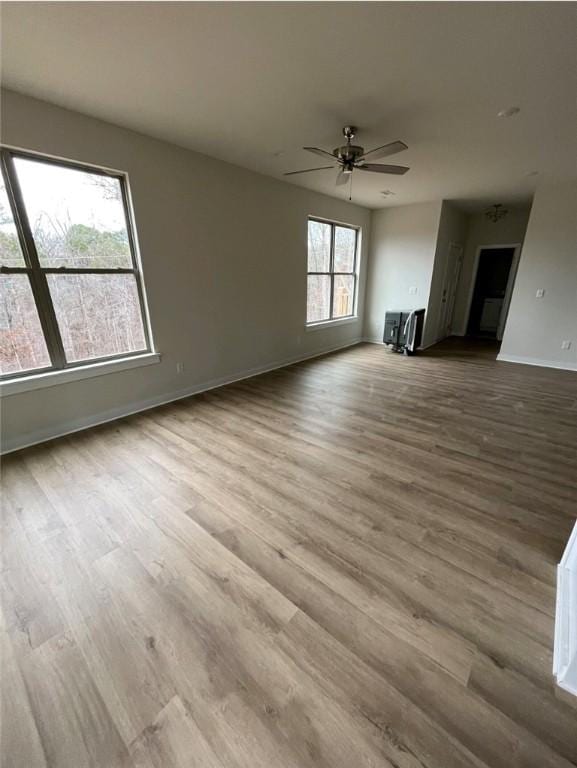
[383,309,425,354]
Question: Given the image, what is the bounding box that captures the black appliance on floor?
[383,309,425,354]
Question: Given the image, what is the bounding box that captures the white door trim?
[497,245,522,340]
[463,243,522,337]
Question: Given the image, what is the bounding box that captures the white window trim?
[305,316,359,332]
[306,217,360,327]
[0,351,161,396]
[0,144,157,388]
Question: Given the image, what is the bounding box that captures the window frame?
[306,216,359,327]
[0,146,154,382]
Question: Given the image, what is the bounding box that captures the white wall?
[422,201,468,348]
[452,206,531,335]
[499,181,577,370]
[363,202,442,343]
[0,90,371,452]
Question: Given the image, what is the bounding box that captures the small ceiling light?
[485,203,508,223]
[498,106,521,118]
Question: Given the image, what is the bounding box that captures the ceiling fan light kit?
[485,203,509,223]
[284,126,410,199]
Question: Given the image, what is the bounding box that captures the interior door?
[438,242,463,340]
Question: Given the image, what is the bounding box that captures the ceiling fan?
[284,126,409,190]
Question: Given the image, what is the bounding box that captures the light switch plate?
[536,288,545,298]
[561,341,572,350]
[408,286,417,295]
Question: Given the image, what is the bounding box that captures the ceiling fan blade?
[304,147,337,160]
[357,163,410,175]
[359,140,408,161]
[336,170,349,186]
[284,166,335,176]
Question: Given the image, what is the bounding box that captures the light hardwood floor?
[2,340,577,768]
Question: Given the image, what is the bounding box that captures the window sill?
[0,352,162,396]
[305,316,359,332]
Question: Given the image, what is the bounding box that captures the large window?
[0,148,153,380]
[306,218,359,325]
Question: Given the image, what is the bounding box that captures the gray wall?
[499,181,577,370]
[423,201,468,348]
[363,202,442,343]
[0,90,371,451]
[452,207,531,336]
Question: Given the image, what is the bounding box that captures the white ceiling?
[2,2,576,210]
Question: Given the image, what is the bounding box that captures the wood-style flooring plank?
[1,339,576,768]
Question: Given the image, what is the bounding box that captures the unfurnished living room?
[0,2,576,767]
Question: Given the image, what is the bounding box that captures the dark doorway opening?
[467,247,516,339]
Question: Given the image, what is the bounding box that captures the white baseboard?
[1,338,362,455]
[497,353,577,372]
[554,520,577,698]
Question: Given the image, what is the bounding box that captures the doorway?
[466,245,520,340]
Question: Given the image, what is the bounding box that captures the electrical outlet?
[176,362,184,374]
[561,340,572,350]
[536,288,545,298]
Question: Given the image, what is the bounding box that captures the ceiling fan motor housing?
[334,144,365,166]
[335,124,364,168]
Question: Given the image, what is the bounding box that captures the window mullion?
[1,150,67,369]
[42,267,135,274]
[329,223,335,320]
[0,266,29,275]
[353,228,359,315]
